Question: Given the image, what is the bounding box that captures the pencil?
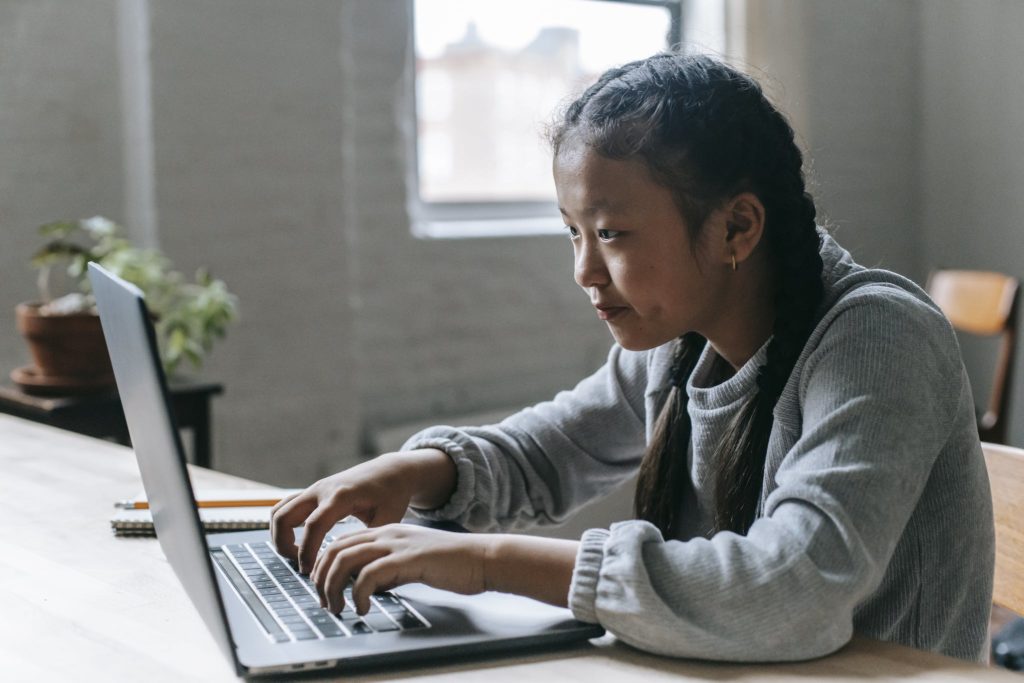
[115,497,284,510]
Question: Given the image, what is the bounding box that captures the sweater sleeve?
[568,287,966,661]
[400,343,650,531]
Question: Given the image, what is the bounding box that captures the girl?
[271,52,994,663]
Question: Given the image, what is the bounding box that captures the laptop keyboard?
[213,537,429,643]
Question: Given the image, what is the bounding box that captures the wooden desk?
[0,378,222,467]
[0,414,1017,682]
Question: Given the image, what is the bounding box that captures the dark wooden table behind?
[0,378,222,467]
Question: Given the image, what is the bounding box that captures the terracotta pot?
[15,302,114,381]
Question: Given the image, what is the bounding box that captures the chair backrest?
[927,270,1019,443]
[982,442,1024,615]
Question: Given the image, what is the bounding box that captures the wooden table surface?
[1,414,1018,682]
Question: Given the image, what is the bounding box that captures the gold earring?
[731,253,738,272]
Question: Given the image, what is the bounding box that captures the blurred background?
[1,0,1021,514]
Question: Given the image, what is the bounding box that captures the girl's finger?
[311,528,373,606]
[323,542,389,614]
[312,525,368,579]
[270,491,300,518]
[297,492,369,573]
[351,556,404,615]
[311,540,343,607]
[269,493,317,562]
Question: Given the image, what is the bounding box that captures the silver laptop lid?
[88,262,242,674]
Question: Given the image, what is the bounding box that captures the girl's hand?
[270,449,456,573]
[311,524,490,614]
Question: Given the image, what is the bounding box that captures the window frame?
[407,0,684,239]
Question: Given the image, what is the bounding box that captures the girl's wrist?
[479,534,579,608]
[393,448,457,510]
[481,534,502,592]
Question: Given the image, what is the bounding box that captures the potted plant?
[13,216,238,395]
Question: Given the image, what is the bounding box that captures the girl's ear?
[722,192,766,268]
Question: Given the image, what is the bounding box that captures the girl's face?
[553,143,732,351]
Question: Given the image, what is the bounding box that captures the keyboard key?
[362,613,399,632]
[303,606,331,618]
[345,620,372,635]
[310,612,337,625]
[318,622,344,638]
[397,611,427,630]
[292,630,320,641]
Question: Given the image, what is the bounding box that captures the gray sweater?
[402,231,994,663]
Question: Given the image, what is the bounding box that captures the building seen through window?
[412,0,683,237]
[419,22,593,203]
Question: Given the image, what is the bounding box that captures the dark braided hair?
[550,53,825,537]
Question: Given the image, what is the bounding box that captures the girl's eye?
[597,229,621,240]
[565,225,579,239]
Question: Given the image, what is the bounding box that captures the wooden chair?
[927,270,1019,444]
[983,442,1024,617]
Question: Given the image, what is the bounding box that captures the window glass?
[413,0,677,208]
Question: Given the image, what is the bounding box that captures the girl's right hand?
[270,448,455,574]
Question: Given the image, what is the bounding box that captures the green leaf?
[31,215,238,372]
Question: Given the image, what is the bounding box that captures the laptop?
[87,262,604,677]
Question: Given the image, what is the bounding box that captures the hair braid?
[712,98,824,534]
[634,333,706,535]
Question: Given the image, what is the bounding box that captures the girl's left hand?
[310,523,490,615]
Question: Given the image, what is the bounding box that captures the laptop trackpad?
[395,584,582,637]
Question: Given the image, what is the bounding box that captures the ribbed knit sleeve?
[400,344,649,531]
[568,527,609,623]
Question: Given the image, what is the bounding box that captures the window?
[410,0,685,238]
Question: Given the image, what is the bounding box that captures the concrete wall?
[0,1,123,367]
[919,0,1024,446]
[744,0,922,281]
[145,1,361,484]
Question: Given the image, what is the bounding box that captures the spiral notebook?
[111,488,299,537]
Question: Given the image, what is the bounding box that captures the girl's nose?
[574,240,609,289]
